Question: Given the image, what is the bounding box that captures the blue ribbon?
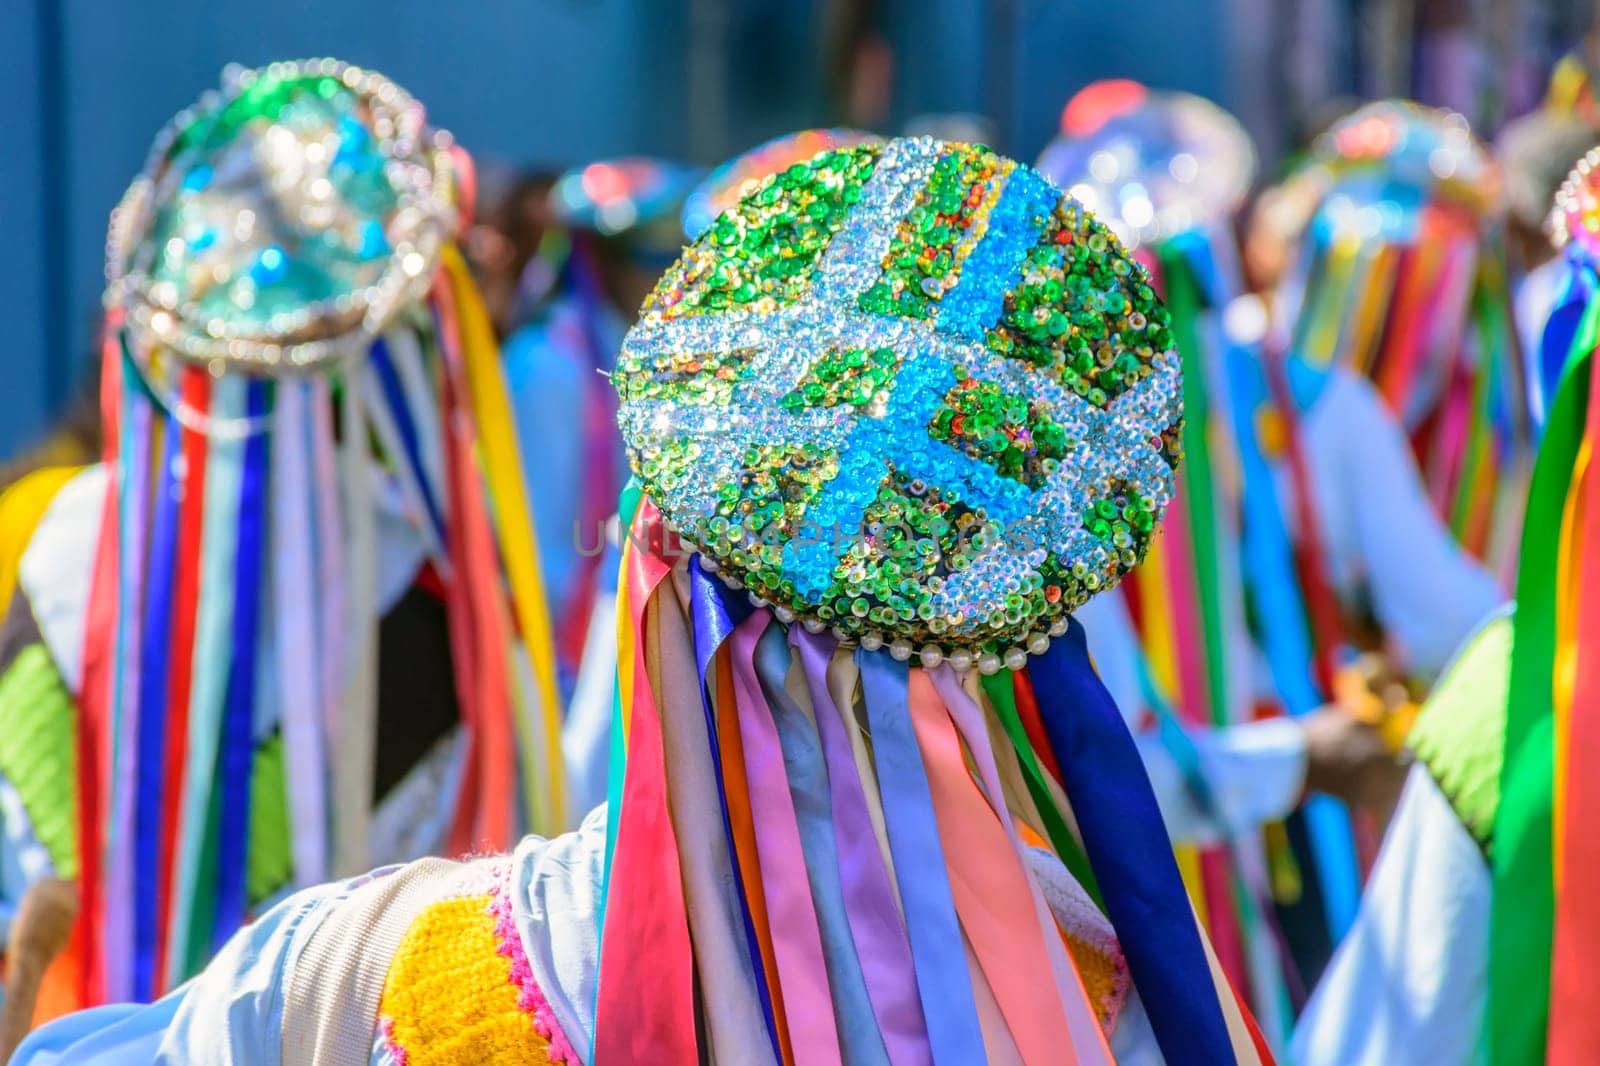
[1538,263,1592,438]
[212,381,269,950]
[687,559,779,1060]
[1030,620,1235,1066]
[857,650,985,1066]
[370,338,445,543]
[754,628,887,1066]
[131,406,181,1004]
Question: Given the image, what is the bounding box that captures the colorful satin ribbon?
[794,630,930,1066]
[592,508,696,1065]
[1030,619,1239,1066]
[1488,301,1596,1064]
[859,651,988,1064]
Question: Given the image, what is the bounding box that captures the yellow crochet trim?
[377,893,553,1065]
[1063,930,1123,1029]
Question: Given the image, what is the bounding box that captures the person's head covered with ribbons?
[0,58,566,1026]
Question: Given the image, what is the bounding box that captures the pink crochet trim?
[488,863,582,1064]
[379,1016,409,1066]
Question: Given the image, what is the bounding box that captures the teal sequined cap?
[106,58,458,374]
[616,137,1183,670]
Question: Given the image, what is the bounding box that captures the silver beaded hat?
[1037,82,1255,250]
[615,137,1183,669]
[1549,146,1600,260]
[106,58,458,376]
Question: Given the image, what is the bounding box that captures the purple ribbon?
[687,558,779,1058]
[857,650,986,1065]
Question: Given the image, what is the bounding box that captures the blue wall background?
[0,0,1227,458]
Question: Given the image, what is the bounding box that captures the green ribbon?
[1159,247,1230,727]
[980,671,1103,911]
[598,477,645,950]
[1486,298,1597,1064]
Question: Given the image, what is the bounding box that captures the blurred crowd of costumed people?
[1,7,1600,1063]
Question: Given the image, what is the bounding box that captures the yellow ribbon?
[441,246,568,833]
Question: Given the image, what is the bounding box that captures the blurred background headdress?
[593,135,1273,1064]
[79,59,564,1003]
[1263,99,1530,575]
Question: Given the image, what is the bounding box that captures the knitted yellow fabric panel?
[1063,929,1123,1029]
[377,893,554,1066]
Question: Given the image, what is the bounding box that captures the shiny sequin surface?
[682,128,884,241]
[617,138,1182,664]
[107,59,457,373]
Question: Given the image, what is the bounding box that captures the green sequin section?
[0,644,78,879]
[173,73,349,157]
[858,145,1006,319]
[636,437,705,497]
[780,347,901,411]
[1159,420,1185,469]
[704,446,840,586]
[1082,481,1159,561]
[820,474,986,631]
[616,346,761,407]
[929,377,1073,489]
[984,199,1172,407]
[648,146,881,319]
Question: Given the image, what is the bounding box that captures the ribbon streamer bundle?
[72,59,565,1006]
[1488,149,1600,1065]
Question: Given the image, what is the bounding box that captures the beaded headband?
[1548,146,1600,258]
[1037,83,1255,249]
[682,129,884,241]
[615,137,1183,670]
[105,58,458,376]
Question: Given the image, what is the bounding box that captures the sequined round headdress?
[1549,146,1600,260]
[106,59,458,375]
[1313,100,1499,218]
[1036,82,1255,249]
[551,157,703,236]
[682,129,884,241]
[616,137,1182,669]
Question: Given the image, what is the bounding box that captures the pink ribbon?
[728,615,843,1066]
